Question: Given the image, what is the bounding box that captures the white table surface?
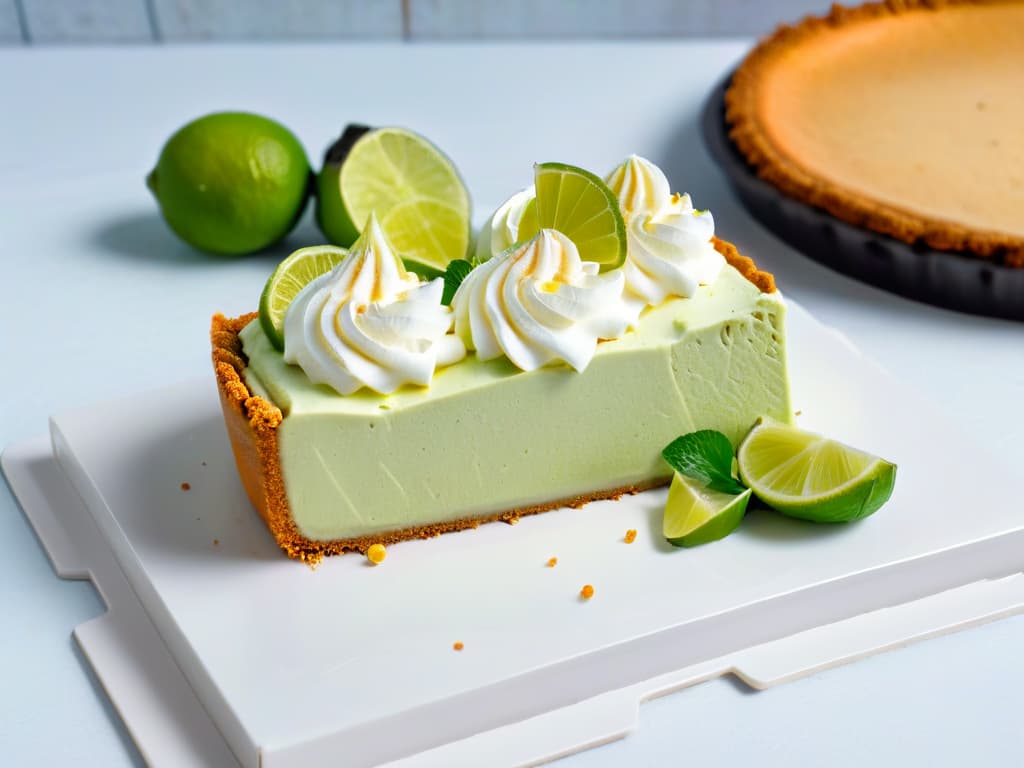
[1,41,1022,768]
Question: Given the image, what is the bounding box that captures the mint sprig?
[662,430,747,495]
[441,259,473,305]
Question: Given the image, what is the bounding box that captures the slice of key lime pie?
[212,156,792,562]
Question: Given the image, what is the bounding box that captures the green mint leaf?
[662,429,747,495]
[442,259,473,306]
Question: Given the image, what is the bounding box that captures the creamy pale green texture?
[239,266,791,540]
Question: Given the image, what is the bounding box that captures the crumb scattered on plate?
[624,529,637,544]
[453,641,464,652]
[546,557,558,568]
[180,482,191,491]
[580,584,595,600]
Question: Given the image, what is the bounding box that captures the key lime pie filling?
[212,155,792,562]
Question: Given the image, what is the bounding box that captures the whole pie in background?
[726,0,1024,269]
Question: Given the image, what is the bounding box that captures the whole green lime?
[147,112,311,255]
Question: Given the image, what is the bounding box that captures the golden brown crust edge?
[713,236,776,293]
[725,0,1024,268]
[210,246,775,563]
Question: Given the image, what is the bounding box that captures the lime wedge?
[258,245,348,351]
[316,126,471,277]
[737,417,897,523]
[531,162,626,271]
[663,472,751,547]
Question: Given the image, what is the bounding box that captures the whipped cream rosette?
[621,191,723,305]
[605,155,725,309]
[604,153,673,216]
[473,186,536,263]
[283,214,465,395]
[452,229,632,372]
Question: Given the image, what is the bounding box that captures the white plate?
[7,301,1024,768]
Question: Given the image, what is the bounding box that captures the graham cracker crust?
[211,240,775,564]
[712,236,775,293]
[725,0,1024,268]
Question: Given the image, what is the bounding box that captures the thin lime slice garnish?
[663,473,751,547]
[258,245,348,351]
[737,417,896,523]
[316,126,471,276]
[530,162,626,271]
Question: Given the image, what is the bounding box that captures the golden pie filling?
[728,1,1024,264]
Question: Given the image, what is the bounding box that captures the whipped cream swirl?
[474,186,535,262]
[605,153,672,218]
[605,155,725,308]
[283,215,465,395]
[453,229,631,372]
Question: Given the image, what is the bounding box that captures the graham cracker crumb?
[624,529,637,544]
[180,482,191,491]
[580,584,595,600]
[453,641,464,652]
[546,557,558,568]
[213,539,219,546]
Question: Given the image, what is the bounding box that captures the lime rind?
[533,162,626,271]
[737,417,897,523]
[258,245,348,351]
[315,164,359,246]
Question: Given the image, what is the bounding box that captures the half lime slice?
[258,244,348,351]
[737,417,897,523]
[316,125,471,277]
[530,162,626,271]
[663,472,751,547]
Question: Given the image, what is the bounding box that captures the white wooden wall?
[2,0,835,43]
